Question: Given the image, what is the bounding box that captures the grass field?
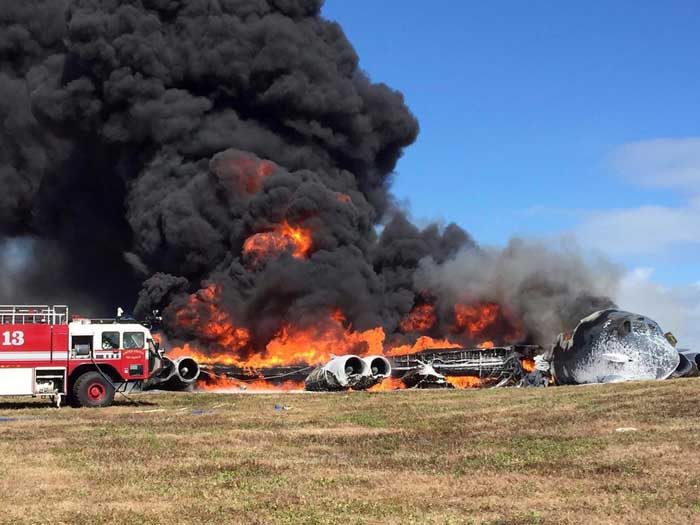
[1,380,700,525]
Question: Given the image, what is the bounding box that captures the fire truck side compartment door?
[51,325,69,363]
[0,369,34,395]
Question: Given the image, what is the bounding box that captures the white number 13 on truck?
[1,331,24,346]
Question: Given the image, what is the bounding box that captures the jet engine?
[146,356,201,390]
[365,355,391,377]
[304,355,370,391]
[353,356,392,390]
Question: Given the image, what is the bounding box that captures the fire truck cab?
[0,305,164,407]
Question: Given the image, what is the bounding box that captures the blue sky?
[322,1,700,346]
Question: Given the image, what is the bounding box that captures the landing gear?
[489,356,521,388]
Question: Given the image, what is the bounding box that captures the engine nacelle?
[150,357,176,383]
[304,355,369,391]
[352,355,392,390]
[146,356,201,390]
[174,357,200,384]
[364,356,391,377]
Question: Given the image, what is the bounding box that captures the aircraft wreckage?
[304,355,392,391]
[161,309,696,392]
[545,309,682,384]
[145,355,201,391]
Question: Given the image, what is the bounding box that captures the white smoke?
[615,268,700,350]
[414,237,621,344]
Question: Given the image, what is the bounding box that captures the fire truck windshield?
[123,332,145,349]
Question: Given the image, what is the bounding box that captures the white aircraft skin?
[551,310,680,385]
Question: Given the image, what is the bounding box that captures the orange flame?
[171,286,525,391]
[368,377,405,391]
[175,285,251,351]
[219,155,276,194]
[453,302,500,336]
[170,310,385,369]
[385,336,460,357]
[243,221,313,265]
[399,304,436,333]
[448,376,483,389]
[253,322,385,368]
[330,308,346,323]
[335,192,352,204]
[452,302,524,344]
[198,374,304,392]
[521,358,536,373]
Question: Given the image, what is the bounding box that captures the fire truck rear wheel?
[72,372,115,408]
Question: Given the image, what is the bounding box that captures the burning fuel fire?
[198,374,304,392]
[384,336,460,357]
[400,304,437,333]
[368,377,406,391]
[163,190,522,387]
[521,358,536,373]
[243,221,313,266]
[168,284,516,391]
[452,302,524,344]
[453,302,500,336]
[174,285,251,351]
[217,154,277,194]
[447,376,483,389]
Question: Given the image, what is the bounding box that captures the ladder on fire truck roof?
[0,305,69,325]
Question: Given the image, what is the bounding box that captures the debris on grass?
[191,409,218,415]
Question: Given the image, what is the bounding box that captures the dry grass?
[2,379,700,524]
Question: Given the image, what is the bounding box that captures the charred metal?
[153,309,697,392]
[390,345,543,388]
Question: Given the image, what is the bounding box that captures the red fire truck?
[0,305,165,407]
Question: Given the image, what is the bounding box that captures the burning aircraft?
[299,308,693,391]
[167,306,695,392]
[0,0,628,385]
[304,355,391,391]
[389,345,542,389]
[146,356,201,391]
[399,361,453,389]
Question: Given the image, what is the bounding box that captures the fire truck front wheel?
[72,372,115,408]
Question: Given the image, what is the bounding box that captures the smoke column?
[0,0,616,355]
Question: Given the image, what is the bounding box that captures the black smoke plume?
[0,0,615,353]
